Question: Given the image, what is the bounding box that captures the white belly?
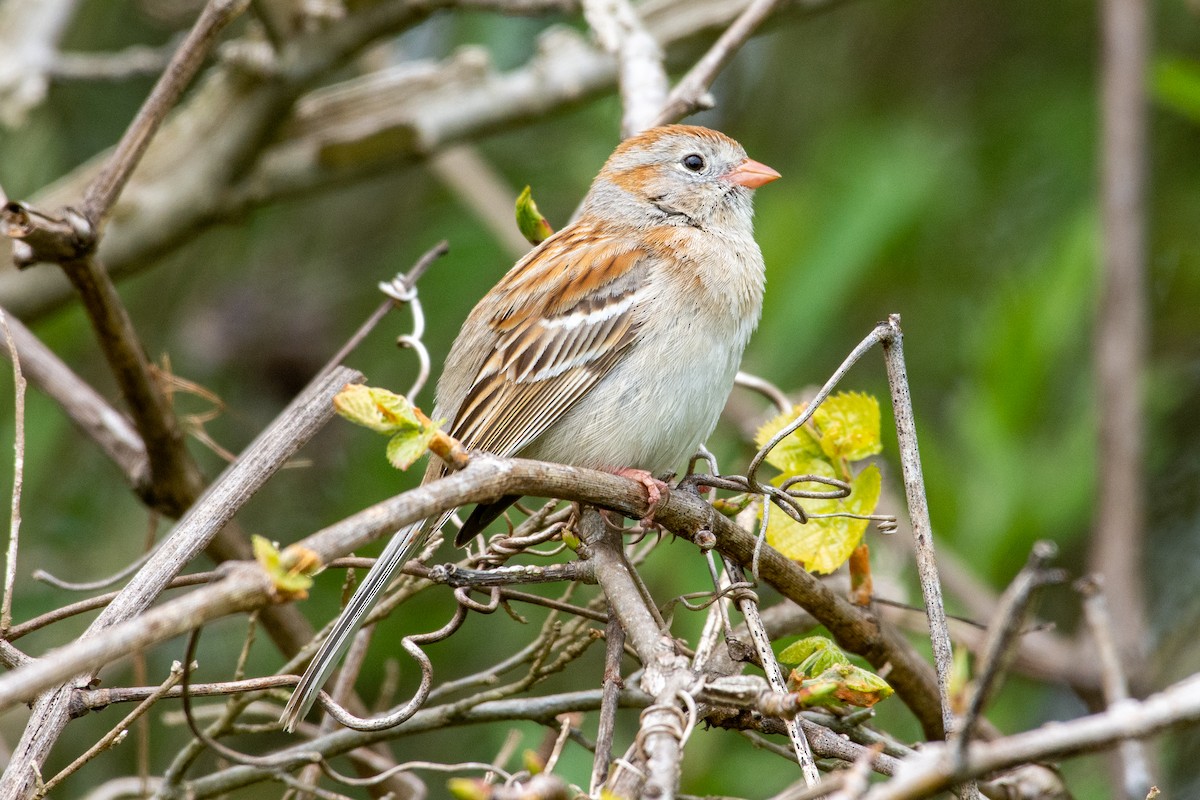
[522,299,753,475]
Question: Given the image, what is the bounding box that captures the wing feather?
[446,234,649,458]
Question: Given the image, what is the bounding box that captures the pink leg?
[612,467,670,522]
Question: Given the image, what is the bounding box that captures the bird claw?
[613,467,670,525]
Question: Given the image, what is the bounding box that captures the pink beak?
[726,157,781,189]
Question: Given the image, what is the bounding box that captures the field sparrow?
[282,124,779,729]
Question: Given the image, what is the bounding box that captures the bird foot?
[612,467,671,525]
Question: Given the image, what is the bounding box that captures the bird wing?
[446,227,650,458]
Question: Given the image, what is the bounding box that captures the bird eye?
[681,153,706,172]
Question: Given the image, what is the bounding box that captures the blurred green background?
[0,0,1198,796]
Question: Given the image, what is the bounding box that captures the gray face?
[586,127,755,232]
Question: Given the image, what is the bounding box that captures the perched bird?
[282,124,780,730]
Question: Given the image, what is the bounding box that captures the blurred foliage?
[0,0,1197,797]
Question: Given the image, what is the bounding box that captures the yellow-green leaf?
[778,636,849,674]
[448,778,491,800]
[754,404,823,474]
[252,535,321,596]
[333,385,421,434]
[811,392,882,463]
[386,425,438,470]
[515,185,554,245]
[824,662,893,707]
[523,748,545,776]
[763,464,882,573]
[796,663,893,709]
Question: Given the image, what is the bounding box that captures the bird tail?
[280,519,435,732]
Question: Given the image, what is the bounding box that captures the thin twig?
[59,252,200,516]
[722,559,819,786]
[0,306,148,491]
[654,0,786,125]
[43,662,187,793]
[7,571,221,642]
[880,315,954,741]
[1078,575,1155,797]
[590,613,625,793]
[316,240,449,380]
[33,549,156,592]
[73,674,298,712]
[0,311,27,635]
[956,542,1065,753]
[734,370,791,415]
[952,542,1065,800]
[1092,0,1149,671]
[81,0,251,223]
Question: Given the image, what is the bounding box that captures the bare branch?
[0,0,78,127]
[1092,0,1149,670]
[880,314,954,741]
[0,310,26,635]
[0,307,148,490]
[956,542,1065,754]
[654,0,786,126]
[582,0,668,136]
[722,559,819,785]
[1079,575,1156,797]
[81,0,251,224]
[0,563,274,714]
[0,0,836,320]
[44,662,186,792]
[862,673,1200,800]
[590,613,625,793]
[58,253,201,516]
[6,571,221,643]
[580,507,692,798]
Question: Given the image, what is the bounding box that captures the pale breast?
[522,229,764,474]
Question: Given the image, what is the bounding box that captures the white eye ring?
[681,153,706,172]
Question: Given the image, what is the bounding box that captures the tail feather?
[455,495,520,546]
[281,519,437,731]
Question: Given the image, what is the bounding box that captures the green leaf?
[386,425,438,470]
[333,385,421,434]
[778,636,848,674]
[800,663,893,709]
[754,404,823,474]
[763,463,882,573]
[252,535,321,596]
[333,385,442,470]
[515,185,554,245]
[812,392,883,463]
[780,637,892,708]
